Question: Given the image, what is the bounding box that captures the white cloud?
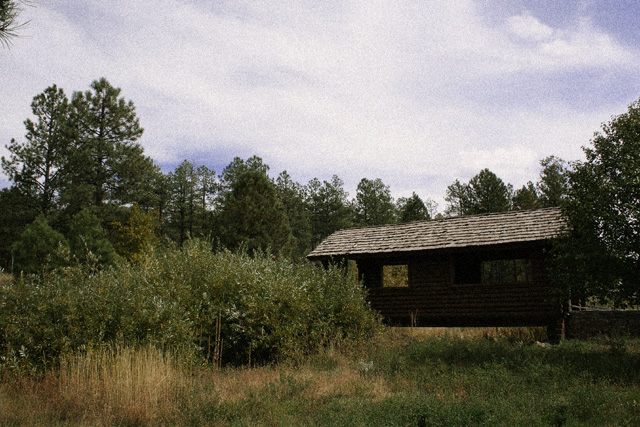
[504,14,633,71]
[507,14,554,41]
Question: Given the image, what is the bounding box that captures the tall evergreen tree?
[2,85,71,215]
[196,164,217,223]
[307,175,353,247]
[167,160,198,245]
[218,170,292,256]
[354,178,395,226]
[512,182,540,210]
[166,160,216,245]
[396,192,430,223]
[537,156,569,207]
[146,170,173,237]
[61,78,154,217]
[276,171,312,257]
[219,155,270,195]
[445,169,512,216]
[468,169,512,214]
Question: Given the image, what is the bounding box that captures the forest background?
[0,79,569,273]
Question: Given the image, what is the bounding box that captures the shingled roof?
[307,207,566,260]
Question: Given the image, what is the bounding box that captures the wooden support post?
[547,316,566,343]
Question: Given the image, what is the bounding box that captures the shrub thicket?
[0,239,379,369]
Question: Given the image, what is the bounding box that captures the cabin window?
[383,265,409,287]
[481,259,532,284]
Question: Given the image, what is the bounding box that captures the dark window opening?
[481,259,532,283]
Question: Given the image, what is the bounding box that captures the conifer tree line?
[0,79,570,272]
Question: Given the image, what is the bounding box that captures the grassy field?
[1,327,639,426]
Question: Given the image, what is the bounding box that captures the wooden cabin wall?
[366,281,559,327]
[409,258,452,288]
[356,247,561,328]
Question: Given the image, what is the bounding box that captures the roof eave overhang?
[307,238,556,263]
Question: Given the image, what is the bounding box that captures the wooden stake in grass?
[212,309,222,368]
[410,310,419,328]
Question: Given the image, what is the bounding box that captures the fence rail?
[571,304,640,312]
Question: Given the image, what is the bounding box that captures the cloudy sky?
[2,0,640,209]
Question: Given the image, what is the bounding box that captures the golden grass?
[396,326,547,342]
[58,345,191,425]
[196,347,395,403]
[0,270,12,285]
[0,326,549,425]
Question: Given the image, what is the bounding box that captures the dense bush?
[0,239,379,369]
[12,214,70,274]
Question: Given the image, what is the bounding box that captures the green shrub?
[12,214,69,274]
[68,208,117,267]
[0,239,379,369]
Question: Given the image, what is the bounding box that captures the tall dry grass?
[0,270,12,285]
[58,345,192,425]
[3,327,638,426]
[397,325,548,342]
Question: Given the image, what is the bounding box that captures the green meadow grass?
[1,328,639,426]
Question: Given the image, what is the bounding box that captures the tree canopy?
[63,78,154,213]
[2,85,71,215]
[218,169,292,256]
[0,76,595,274]
[12,214,69,274]
[396,192,433,223]
[553,99,640,306]
[307,175,353,247]
[354,178,395,226]
[445,169,512,216]
[537,155,569,208]
[3,79,159,227]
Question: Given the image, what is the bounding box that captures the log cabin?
[307,207,568,340]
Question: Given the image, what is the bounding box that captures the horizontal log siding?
[354,247,560,327]
[366,281,560,327]
[409,260,452,288]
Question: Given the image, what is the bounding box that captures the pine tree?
[2,85,71,215]
[396,192,430,223]
[218,170,292,256]
[0,0,28,47]
[61,78,154,216]
[68,209,117,266]
[276,171,312,257]
[512,182,540,210]
[354,178,395,226]
[166,160,216,245]
[445,169,512,216]
[307,175,353,247]
[12,214,69,273]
